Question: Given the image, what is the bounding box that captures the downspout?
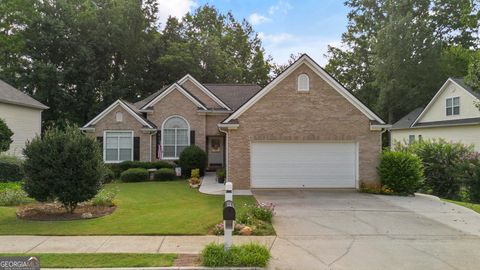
[219,127,229,182]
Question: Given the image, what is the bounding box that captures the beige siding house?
[82,54,388,190]
[0,80,48,157]
[391,78,480,151]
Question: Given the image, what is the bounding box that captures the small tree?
[0,119,13,152]
[23,125,104,213]
[178,145,207,177]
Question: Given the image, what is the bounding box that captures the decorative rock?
[239,226,252,236]
[81,212,93,219]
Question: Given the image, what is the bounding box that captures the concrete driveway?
[254,190,480,270]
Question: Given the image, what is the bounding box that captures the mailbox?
[223,200,236,221]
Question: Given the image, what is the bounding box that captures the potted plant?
[216,168,226,183]
[189,168,201,188]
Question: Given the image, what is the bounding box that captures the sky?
[155,0,350,66]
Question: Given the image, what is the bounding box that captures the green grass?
[443,199,480,214]
[0,181,256,235]
[0,253,177,268]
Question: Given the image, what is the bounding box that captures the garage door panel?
[251,142,356,188]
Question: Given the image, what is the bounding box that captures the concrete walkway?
[199,173,252,196]
[0,235,276,254]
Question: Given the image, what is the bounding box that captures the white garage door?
[251,142,357,188]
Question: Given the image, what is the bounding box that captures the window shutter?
[96,137,103,148]
[156,131,161,159]
[134,137,140,161]
[190,130,195,145]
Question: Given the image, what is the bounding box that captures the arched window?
[297,74,310,91]
[115,112,123,122]
[162,116,190,159]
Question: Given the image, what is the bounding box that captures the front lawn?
[443,199,480,214]
[0,181,256,235]
[0,253,177,268]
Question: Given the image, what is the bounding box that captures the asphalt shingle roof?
[391,107,424,129]
[203,84,262,111]
[0,79,48,110]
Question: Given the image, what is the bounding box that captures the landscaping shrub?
[201,243,270,267]
[91,187,119,206]
[118,161,173,171]
[0,158,24,182]
[103,167,116,183]
[154,168,176,181]
[22,125,104,213]
[378,151,424,195]
[120,168,149,182]
[0,188,31,206]
[178,145,207,177]
[395,140,473,198]
[0,118,13,152]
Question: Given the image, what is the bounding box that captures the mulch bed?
[173,254,200,267]
[16,202,116,221]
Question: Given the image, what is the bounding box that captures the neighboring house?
[391,78,480,151]
[0,79,49,157]
[81,54,388,190]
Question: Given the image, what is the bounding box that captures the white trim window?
[162,116,190,159]
[446,97,460,116]
[297,74,310,91]
[104,131,133,163]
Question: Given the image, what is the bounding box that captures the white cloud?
[268,0,292,15]
[248,13,271,25]
[156,0,198,27]
[258,32,294,43]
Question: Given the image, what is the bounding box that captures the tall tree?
[374,0,441,123]
[155,5,271,86]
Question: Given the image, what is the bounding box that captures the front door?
[207,136,224,170]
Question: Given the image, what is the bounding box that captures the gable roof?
[141,83,208,110]
[81,99,156,129]
[203,84,262,110]
[222,54,385,124]
[411,78,479,127]
[0,79,49,110]
[391,107,424,129]
[177,74,232,110]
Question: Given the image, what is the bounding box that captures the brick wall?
[226,63,381,189]
[92,106,152,162]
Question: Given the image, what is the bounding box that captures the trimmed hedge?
[201,243,270,267]
[0,161,23,182]
[120,168,149,182]
[178,145,207,177]
[109,161,173,177]
[154,168,176,181]
[378,151,424,195]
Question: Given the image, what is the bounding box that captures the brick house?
[81,54,388,190]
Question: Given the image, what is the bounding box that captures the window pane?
[446,107,452,116]
[163,146,175,158]
[164,129,175,145]
[119,137,131,148]
[453,97,460,106]
[119,149,132,160]
[453,106,460,115]
[446,98,452,107]
[164,117,188,129]
[106,137,118,149]
[177,145,187,156]
[176,129,189,145]
[105,149,118,161]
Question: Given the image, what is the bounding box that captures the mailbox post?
[223,182,235,250]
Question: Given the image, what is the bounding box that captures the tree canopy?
[326,0,479,123]
[0,1,271,127]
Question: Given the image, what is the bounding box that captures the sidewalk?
[199,173,252,196]
[0,235,276,254]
